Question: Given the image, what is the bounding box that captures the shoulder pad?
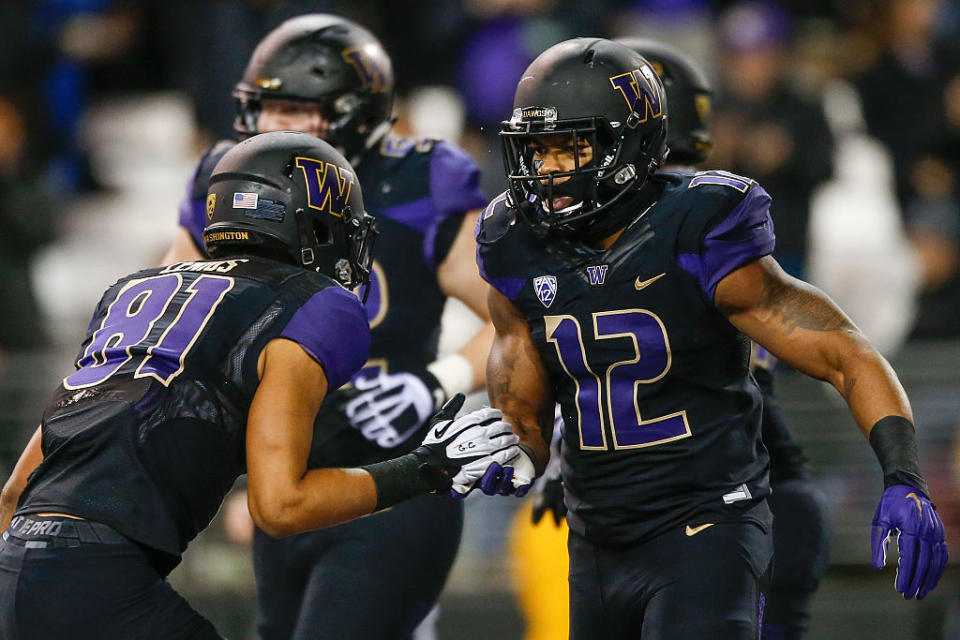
[190,140,236,200]
[686,170,755,195]
[429,141,486,218]
[475,192,517,245]
[675,170,760,252]
[378,134,436,160]
[279,283,370,390]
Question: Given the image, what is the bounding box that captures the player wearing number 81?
[475,39,947,639]
[0,132,521,640]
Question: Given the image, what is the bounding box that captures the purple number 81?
[65,274,233,389]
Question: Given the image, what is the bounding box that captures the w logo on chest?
[586,265,608,286]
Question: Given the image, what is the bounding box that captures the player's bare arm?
[246,338,377,536]
[437,209,495,391]
[715,255,911,436]
[160,226,204,266]
[0,426,43,532]
[248,336,525,533]
[487,286,554,474]
[717,254,946,600]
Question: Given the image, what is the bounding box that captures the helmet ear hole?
[312,218,332,246]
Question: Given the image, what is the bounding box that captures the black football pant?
[568,515,773,640]
[254,493,463,640]
[763,478,831,640]
[0,516,223,640]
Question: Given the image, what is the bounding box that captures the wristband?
[426,353,474,400]
[868,415,929,496]
[361,451,437,511]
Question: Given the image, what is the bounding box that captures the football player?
[626,38,831,640]
[512,39,832,640]
[0,132,520,640]
[161,15,493,639]
[474,39,947,639]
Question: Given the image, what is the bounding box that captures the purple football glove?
[871,485,948,600]
[477,447,537,497]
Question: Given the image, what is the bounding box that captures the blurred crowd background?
[2,0,960,638]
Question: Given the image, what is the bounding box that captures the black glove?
[531,474,566,526]
[531,405,566,526]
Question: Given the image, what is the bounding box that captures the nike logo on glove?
[432,422,453,439]
[634,273,665,291]
[685,523,714,536]
[906,492,923,515]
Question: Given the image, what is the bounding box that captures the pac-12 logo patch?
[206,193,216,221]
[533,275,557,308]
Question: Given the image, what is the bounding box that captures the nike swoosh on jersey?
[634,272,666,291]
[685,523,715,536]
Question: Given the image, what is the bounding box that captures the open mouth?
[545,196,576,211]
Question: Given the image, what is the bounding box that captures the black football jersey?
[17,257,369,564]
[178,134,487,464]
[477,170,776,545]
[751,343,808,482]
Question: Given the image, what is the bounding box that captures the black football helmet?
[500,38,668,238]
[617,38,712,166]
[205,131,377,290]
[233,14,395,164]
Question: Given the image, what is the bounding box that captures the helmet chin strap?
[579,175,662,241]
[350,120,393,166]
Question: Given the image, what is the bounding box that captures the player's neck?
[591,228,626,250]
[584,176,663,250]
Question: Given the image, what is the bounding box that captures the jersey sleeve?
[424,141,488,267]
[679,184,776,302]
[475,193,526,302]
[279,286,371,390]
[176,141,236,253]
[176,176,206,253]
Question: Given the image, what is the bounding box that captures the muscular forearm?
[0,490,19,533]
[248,467,377,538]
[720,258,911,439]
[824,332,912,438]
[0,426,43,531]
[487,340,551,474]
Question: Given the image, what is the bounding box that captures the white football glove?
[416,404,521,497]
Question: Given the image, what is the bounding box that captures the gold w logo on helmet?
[609,68,663,122]
[294,157,355,217]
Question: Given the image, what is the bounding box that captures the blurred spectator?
[0,97,56,353]
[33,0,140,192]
[807,82,919,354]
[157,0,336,140]
[709,1,834,277]
[456,1,571,197]
[0,1,58,180]
[851,0,960,339]
[611,0,716,77]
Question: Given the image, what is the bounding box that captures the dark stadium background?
[1,1,959,638]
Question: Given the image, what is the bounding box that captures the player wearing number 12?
[0,132,521,640]
[475,39,947,639]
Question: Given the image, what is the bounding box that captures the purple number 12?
[545,309,690,451]
[64,274,234,389]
